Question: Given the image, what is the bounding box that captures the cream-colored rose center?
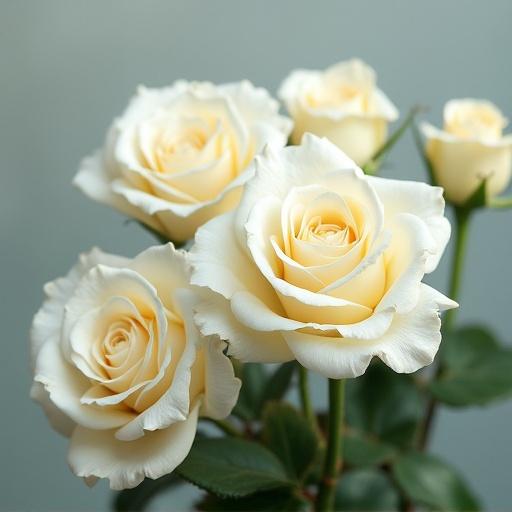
[299,216,357,246]
[305,83,371,114]
[73,293,196,414]
[261,184,387,325]
[153,125,209,172]
[127,102,254,204]
[445,104,505,140]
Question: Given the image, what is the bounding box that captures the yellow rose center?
[299,216,357,246]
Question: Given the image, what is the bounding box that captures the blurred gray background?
[1,1,511,510]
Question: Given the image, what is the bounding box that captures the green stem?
[363,105,421,175]
[316,379,345,512]
[443,207,472,332]
[298,365,316,429]
[418,206,472,450]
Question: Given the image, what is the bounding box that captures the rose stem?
[316,378,345,511]
[298,365,317,430]
[443,206,471,331]
[418,206,472,449]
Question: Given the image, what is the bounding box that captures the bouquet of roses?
[30,59,512,511]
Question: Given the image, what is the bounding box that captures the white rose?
[278,59,398,166]
[74,81,292,242]
[30,244,240,489]
[190,134,456,379]
[421,99,512,205]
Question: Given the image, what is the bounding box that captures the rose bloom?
[30,245,240,489]
[191,135,456,378]
[278,59,398,166]
[422,99,512,205]
[74,81,291,242]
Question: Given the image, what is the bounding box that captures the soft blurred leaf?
[197,489,309,511]
[346,362,425,448]
[432,325,512,406]
[177,437,293,498]
[234,363,296,421]
[392,452,480,511]
[262,403,317,481]
[233,363,267,421]
[258,362,296,412]
[344,430,397,468]
[334,468,400,511]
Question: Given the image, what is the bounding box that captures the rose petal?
[114,288,199,441]
[194,291,293,363]
[68,400,200,490]
[283,283,457,378]
[368,175,451,273]
[199,336,241,420]
[34,341,135,430]
[73,152,164,232]
[30,381,76,437]
[190,211,282,309]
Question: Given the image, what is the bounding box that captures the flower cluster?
[30,58,511,496]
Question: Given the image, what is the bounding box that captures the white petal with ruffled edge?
[200,336,241,419]
[194,291,292,363]
[283,284,457,378]
[368,175,450,273]
[68,401,200,490]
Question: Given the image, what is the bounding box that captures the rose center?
[300,215,356,247]
[446,107,504,140]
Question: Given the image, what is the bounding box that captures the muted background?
[1,1,511,510]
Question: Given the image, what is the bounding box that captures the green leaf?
[344,430,397,468]
[258,362,296,411]
[262,403,317,481]
[233,363,267,421]
[113,474,182,512]
[346,361,425,448]
[392,452,480,511]
[177,437,293,498]
[432,325,512,406]
[197,489,309,511]
[233,363,296,421]
[335,469,400,511]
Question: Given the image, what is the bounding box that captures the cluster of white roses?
[30,59,511,490]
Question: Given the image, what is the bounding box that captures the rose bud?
[421,99,512,205]
[278,59,398,166]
